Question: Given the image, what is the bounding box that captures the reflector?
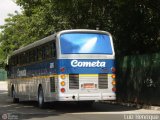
[61,88,65,93]
[112,74,116,79]
[111,67,116,73]
[60,67,65,72]
[60,74,66,79]
[112,80,116,85]
[61,81,65,86]
[112,87,116,92]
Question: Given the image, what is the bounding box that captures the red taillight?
[112,87,116,92]
[61,88,65,93]
[60,67,65,72]
[111,67,116,73]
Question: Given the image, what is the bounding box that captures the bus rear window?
[60,33,113,54]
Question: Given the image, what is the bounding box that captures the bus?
[7,29,116,108]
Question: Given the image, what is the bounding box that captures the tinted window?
[60,33,113,54]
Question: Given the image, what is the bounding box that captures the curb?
[102,101,160,111]
[142,105,160,111]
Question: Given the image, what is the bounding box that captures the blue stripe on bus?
[10,59,56,78]
[57,59,115,74]
[9,59,115,79]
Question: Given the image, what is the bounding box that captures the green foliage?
[0,0,70,63]
[0,0,160,64]
[117,53,160,105]
[111,0,160,55]
[54,0,113,29]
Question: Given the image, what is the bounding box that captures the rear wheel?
[12,87,19,103]
[38,87,45,108]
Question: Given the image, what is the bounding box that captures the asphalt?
[1,81,160,111]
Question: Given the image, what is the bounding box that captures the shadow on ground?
[0,90,139,120]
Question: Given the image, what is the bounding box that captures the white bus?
[7,29,116,108]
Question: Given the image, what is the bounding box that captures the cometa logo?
[71,60,106,67]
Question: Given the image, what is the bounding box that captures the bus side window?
[13,57,16,66]
[51,42,56,58]
[21,53,24,65]
[26,52,30,64]
[16,55,18,66]
[9,57,13,66]
[15,56,17,66]
[29,49,36,63]
[34,48,38,62]
[42,46,45,60]
[29,51,32,63]
[12,56,15,66]
[32,49,36,62]
[38,47,43,61]
[18,53,23,65]
[23,52,27,64]
[10,57,13,66]
[45,44,51,59]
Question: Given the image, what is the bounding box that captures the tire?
[12,88,19,103]
[38,87,45,108]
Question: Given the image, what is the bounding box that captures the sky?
[0,0,21,26]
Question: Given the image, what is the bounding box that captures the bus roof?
[11,29,112,57]
[11,34,56,56]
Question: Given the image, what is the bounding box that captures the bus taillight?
[60,67,65,72]
[61,81,65,86]
[60,74,66,79]
[112,80,116,85]
[112,87,116,92]
[61,88,65,93]
[111,74,116,79]
[111,67,116,73]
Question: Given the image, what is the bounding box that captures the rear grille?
[50,77,55,92]
[69,74,79,89]
[98,74,108,89]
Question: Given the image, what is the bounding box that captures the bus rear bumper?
[57,93,116,101]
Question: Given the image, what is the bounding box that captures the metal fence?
[0,69,7,81]
[116,53,160,105]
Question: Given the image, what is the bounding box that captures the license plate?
[84,83,94,88]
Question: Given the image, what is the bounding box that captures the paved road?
[0,82,160,120]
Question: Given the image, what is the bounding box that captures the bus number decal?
[17,69,26,77]
[50,62,54,68]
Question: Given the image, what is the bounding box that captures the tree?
[0,0,71,63]
[111,0,160,55]
[0,0,160,64]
